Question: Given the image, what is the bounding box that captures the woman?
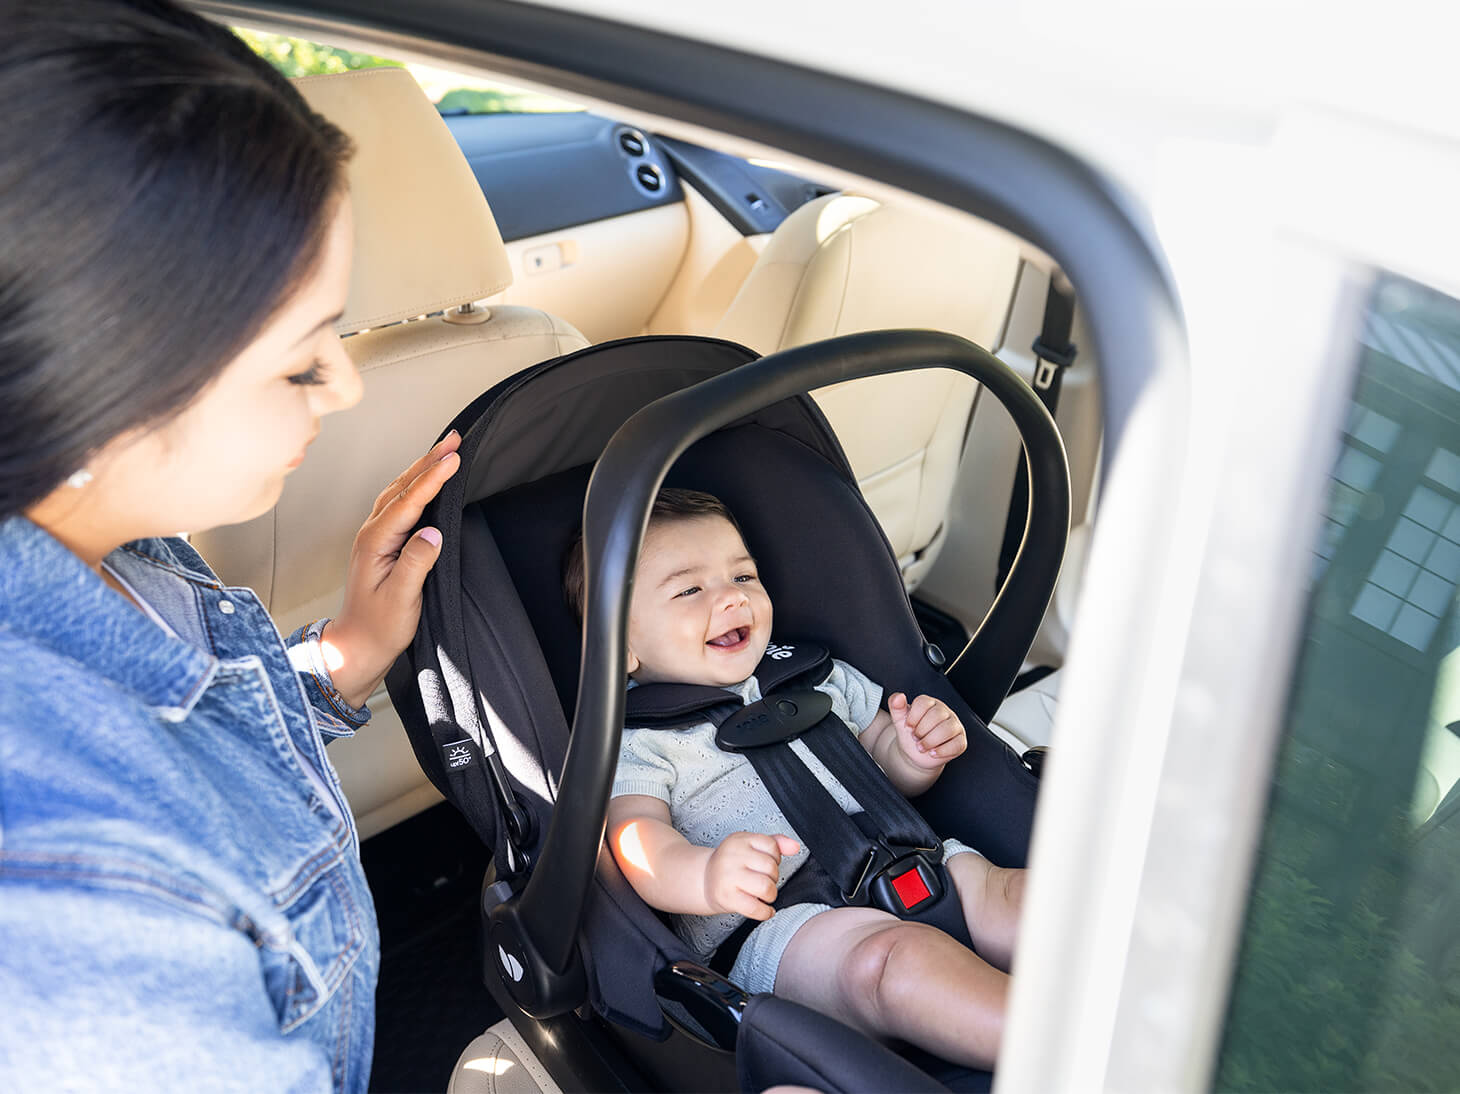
[0,2,457,1089]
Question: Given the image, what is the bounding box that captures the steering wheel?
[490,328,1070,1018]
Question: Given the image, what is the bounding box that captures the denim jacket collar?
[0,517,217,719]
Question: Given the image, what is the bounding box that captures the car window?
[235,29,581,115]
[1216,273,1460,1091]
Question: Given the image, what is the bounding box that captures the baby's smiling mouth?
[706,626,750,650]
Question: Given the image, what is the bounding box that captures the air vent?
[635,164,664,193]
[618,130,647,156]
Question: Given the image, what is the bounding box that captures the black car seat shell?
[389,330,1068,1091]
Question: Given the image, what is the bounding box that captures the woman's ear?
[626,649,640,676]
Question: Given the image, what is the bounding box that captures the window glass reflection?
[1217,274,1460,1091]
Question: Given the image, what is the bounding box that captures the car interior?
[189,47,1107,1093]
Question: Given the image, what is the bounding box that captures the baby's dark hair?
[562,488,742,622]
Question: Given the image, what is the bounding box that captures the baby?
[564,489,1023,1069]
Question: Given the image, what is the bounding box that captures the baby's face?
[626,515,773,687]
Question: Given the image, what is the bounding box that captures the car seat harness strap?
[625,640,973,960]
[730,713,969,944]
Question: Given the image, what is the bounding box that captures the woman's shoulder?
[0,622,139,717]
[0,624,285,918]
[0,632,162,785]
[0,629,192,873]
[0,624,191,822]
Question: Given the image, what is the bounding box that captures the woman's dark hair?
[563,488,744,622]
[0,0,354,519]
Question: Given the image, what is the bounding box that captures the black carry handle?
[489,329,1069,1017]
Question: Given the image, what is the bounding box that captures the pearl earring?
[66,469,93,489]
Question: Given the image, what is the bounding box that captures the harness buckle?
[844,844,944,915]
[869,853,943,914]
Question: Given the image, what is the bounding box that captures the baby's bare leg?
[946,854,1025,971]
[774,906,1007,1070]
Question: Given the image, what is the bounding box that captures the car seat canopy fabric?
[457,337,851,504]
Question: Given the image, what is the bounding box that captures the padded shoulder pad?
[624,683,740,728]
[623,639,831,730]
[755,639,831,692]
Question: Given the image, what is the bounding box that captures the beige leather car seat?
[713,194,1022,589]
[191,68,588,838]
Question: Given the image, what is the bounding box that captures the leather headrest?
[293,68,513,334]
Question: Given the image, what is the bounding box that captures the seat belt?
[996,276,1077,590]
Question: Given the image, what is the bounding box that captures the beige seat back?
[714,194,1021,588]
[191,68,588,837]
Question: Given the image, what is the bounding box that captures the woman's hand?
[321,431,461,708]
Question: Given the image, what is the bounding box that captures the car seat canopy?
[457,337,850,502]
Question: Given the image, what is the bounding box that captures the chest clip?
[715,688,832,752]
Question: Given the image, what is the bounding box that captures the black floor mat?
[362,803,503,1093]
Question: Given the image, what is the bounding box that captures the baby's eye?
[734,573,758,584]
[673,586,701,599]
[286,359,328,386]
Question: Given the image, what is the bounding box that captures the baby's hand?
[704,831,800,920]
[888,693,968,770]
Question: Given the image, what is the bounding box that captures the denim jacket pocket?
[259,867,367,1034]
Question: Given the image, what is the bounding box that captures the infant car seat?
[388,329,1069,1092]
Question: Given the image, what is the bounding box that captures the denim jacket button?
[218,600,235,614]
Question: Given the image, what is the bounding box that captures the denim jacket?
[0,517,378,1092]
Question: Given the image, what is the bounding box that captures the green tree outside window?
[235,29,579,115]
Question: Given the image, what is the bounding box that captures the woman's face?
[81,196,362,540]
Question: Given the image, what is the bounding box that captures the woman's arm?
[288,617,371,738]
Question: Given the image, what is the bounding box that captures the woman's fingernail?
[417,527,442,547]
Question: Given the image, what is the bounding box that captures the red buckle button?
[890,865,933,909]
